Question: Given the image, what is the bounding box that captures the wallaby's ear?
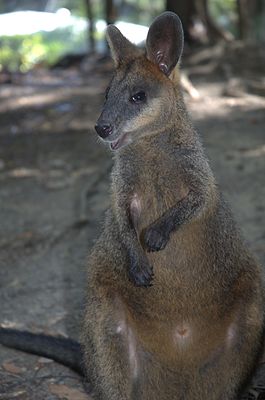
[106,25,140,67]
[146,12,184,76]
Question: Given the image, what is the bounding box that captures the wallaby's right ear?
[106,25,139,67]
[146,12,184,76]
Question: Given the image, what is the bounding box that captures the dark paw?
[144,226,169,252]
[129,254,154,287]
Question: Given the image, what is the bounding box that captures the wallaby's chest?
[127,161,187,233]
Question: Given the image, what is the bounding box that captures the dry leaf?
[2,361,24,374]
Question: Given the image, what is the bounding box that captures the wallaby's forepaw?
[144,226,169,252]
[129,253,154,287]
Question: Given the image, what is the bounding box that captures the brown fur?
[82,12,265,400]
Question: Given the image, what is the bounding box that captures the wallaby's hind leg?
[82,234,138,400]
[82,291,134,400]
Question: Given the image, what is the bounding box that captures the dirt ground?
[0,45,264,399]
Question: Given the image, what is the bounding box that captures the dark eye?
[130,91,146,103]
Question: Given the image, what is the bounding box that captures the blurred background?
[0,1,265,399]
[1,0,265,74]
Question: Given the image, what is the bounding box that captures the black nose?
[95,124,113,139]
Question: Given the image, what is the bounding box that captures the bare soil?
[0,46,264,399]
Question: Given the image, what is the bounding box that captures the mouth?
[109,133,130,151]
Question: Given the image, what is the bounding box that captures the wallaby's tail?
[0,327,84,375]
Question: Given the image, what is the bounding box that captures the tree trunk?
[84,0,95,53]
[197,0,233,42]
[166,0,196,43]
[237,0,252,40]
[166,0,233,43]
[105,0,116,25]
[104,0,117,54]
[237,0,264,42]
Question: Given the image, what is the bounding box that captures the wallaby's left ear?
[146,12,184,76]
[106,25,140,67]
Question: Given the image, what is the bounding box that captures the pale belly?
[114,292,240,374]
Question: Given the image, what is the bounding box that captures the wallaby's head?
[95,12,184,151]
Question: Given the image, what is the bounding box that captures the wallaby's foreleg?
[127,245,154,287]
[144,190,205,252]
[114,194,154,287]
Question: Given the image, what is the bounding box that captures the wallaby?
[0,12,264,400]
[83,11,265,400]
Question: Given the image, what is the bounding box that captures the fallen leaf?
[2,361,24,374]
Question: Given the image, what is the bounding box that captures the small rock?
[49,384,91,400]
[37,357,54,364]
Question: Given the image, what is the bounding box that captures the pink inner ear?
[155,50,169,75]
[146,12,184,77]
[155,50,164,63]
[159,63,168,75]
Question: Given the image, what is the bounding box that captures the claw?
[128,254,154,287]
[144,226,169,252]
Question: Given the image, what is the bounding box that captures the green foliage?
[0,27,87,72]
[117,0,163,25]
[209,0,237,36]
[210,0,236,15]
